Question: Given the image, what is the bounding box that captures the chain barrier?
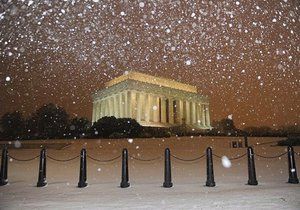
[87,154,121,162]
[171,154,206,162]
[8,154,40,161]
[228,153,247,160]
[47,155,80,162]
[212,154,222,159]
[3,150,298,164]
[213,153,247,161]
[129,155,162,162]
[255,152,287,159]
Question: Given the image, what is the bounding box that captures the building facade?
[92,71,211,129]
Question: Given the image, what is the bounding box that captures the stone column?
[101,100,105,118]
[101,100,104,118]
[196,103,201,126]
[130,91,137,119]
[179,100,183,124]
[185,101,191,125]
[168,99,174,124]
[97,101,101,120]
[113,95,118,118]
[124,91,128,117]
[206,105,211,127]
[119,93,123,118]
[92,102,96,123]
[161,98,167,123]
[174,100,178,123]
[108,97,113,116]
[139,92,145,122]
[96,102,99,123]
[145,93,150,122]
[148,94,154,122]
[94,101,99,120]
[153,96,160,123]
[202,104,206,127]
[105,99,109,116]
[136,92,142,122]
[102,99,106,116]
[191,102,196,125]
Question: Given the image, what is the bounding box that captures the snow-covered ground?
[0,137,299,209]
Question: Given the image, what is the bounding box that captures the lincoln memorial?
[92,71,211,129]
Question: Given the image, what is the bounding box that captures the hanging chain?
[87,154,121,162]
[171,154,206,162]
[129,155,162,162]
[255,152,287,159]
[47,155,80,162]
[8,154,40,161]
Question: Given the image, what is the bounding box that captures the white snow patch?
[221,156,232,168]
[14,140,21,148]
[139,2,145,8]
[185,59,192,65]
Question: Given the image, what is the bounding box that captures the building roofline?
[93,79,208,103]
[105,71,197,93]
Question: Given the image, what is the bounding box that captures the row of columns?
[92,91,211,128]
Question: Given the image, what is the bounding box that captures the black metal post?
[37,148,47,187]
[163,148,173,188]
[244,134,249,148]
[247,147,258,185]
[78,148,88,188]
[287,146,299,184]
[205,147,216,187]
[0,147,8,186]
[120,148,130,188]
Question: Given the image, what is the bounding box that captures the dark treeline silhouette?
[209,118,299,137]
[0,103,90,140]
[90,116,142,138]
[0,104,298,140]
[0,103,144,140]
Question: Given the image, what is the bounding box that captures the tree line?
[210,118,299,137]
[0,103,143,140]
[0,103,298,140]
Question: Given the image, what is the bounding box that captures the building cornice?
[105,71,197,93]
[93,79,208,103]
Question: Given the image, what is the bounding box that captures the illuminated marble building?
[92,71,211,129]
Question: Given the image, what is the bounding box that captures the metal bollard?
[287,146,299,184]
[37,148,47,187]
[244,134,249,148]
[205,147,216,187]
[247,147,258,185]
[78,148,88,188]
[0,147,8,186]
[163,148,173,188]
[120,148,130,188]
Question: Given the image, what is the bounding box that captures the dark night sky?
[0,0,299,129]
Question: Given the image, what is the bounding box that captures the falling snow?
[0,1,298,128]
[221,156,232,168]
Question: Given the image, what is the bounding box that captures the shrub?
[90,117,142,138]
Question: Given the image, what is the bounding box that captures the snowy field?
[0,137,299,209]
